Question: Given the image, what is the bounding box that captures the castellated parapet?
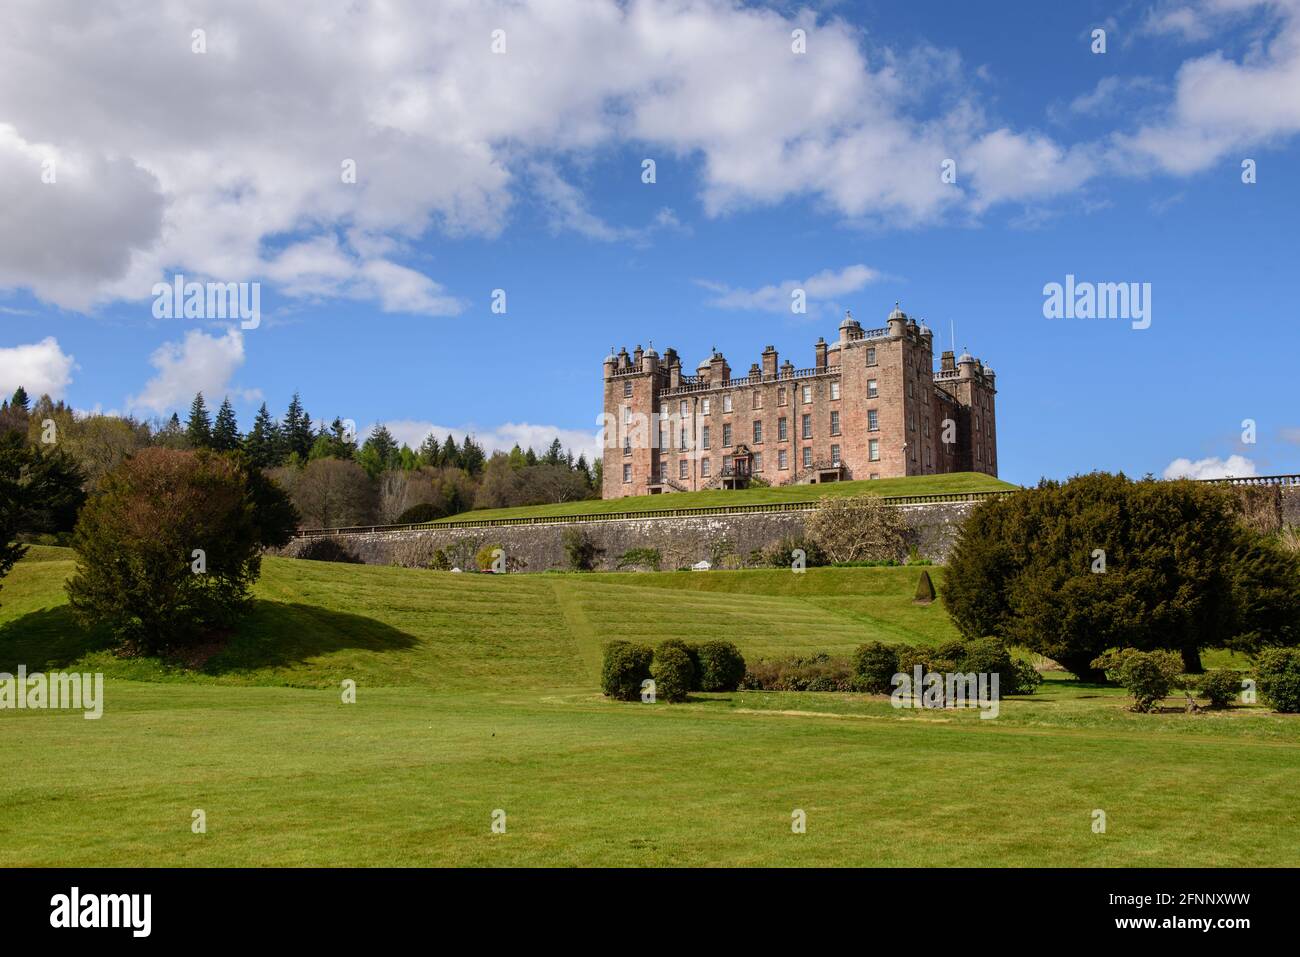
[600,304,998,498]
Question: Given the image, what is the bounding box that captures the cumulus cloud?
[1117,0,1300,175]
[0,337,76,398]
[700,264,882,314]
[375,419,601,462]
[0,0,1124,317]
[1163,454,1259,479]
[127,328,258,415]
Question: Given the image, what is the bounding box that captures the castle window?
[753,420,763,443]
[701,426,711,450]
[679,399,688,417]
[868,409,879,431]
[778,449,789,470]
[778,387,787,406]
[722,423,732,447]
[659,423,668,449]
[866,347,877,366]
[830,411,840,435]
[754,452,763,472]
[802,447,812,468]
[869,473,879,480]
[909,413,915,432]
[701,398,711,415]
[623,380,633,398]
[679,460,688,479]
[622,464,632,483]
[679,428,687,450]
[723,394,733,413]
[830,381,840,400]
[869,439,880,462]
[752,391,762,409]
[622,405,631,424]
[623,437,631,456]
[778,417,788,441]
[831,445,841,467]
[867,379,878,398]
[701,458,711,477]
[801,414,812,440]
[801,385,812,404]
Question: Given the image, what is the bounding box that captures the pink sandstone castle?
[601,304,997,498]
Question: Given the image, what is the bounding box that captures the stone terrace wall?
[277,500,981,572]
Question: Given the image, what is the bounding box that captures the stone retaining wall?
[276,500,980,572]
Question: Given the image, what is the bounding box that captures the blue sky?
[2,0,1298,485]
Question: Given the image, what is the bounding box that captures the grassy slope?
[0,547,1294,866]
[427,471,1015,524]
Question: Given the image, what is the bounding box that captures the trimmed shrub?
[601,641,653,701]
[696,640,746,692]
[1256,648,1300,713]
[657,639,701,690]
[651,642,695,702]
[763,536,826,569]
[298,536,362,564]
[1197,669,1241,709]
[1092,648,1184,713]
[1009,659,1044,695]
[851,641,899,694]
[914,569,936,603]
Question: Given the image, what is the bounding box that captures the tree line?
[0,386,602,531]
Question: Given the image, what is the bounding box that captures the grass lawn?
[425,470,1015,525]
[0,546,1293,866]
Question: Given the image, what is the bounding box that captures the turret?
[887,303,907,339]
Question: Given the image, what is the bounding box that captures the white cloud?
[127,328,258,415]
[373,419,601,462]
[1162,454,1259,479]
[700,264,882,314]
[1118,0,1300,175]
[0,337,76,398]
[0,0,1125,318]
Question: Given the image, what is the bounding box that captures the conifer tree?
[212,397,241,452]
[186,393,212,448]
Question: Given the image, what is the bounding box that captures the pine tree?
[10,387,30,412]
[524,446,538,467]
[186,393,212,448]
[461,436,485,475]
[543,437,564,466]
[418,432,443,467]
[575,453,592,488]
[244,403,281,468]
[212,398,241,452]
[441,435,460,469]
[283,392,314,461]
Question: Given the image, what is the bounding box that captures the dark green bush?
[1256,648,1300,712]
[762,536,826,569]
[1197,669,1241,709]
[914,569,936,602]
[1009,659,1044,695]
[1092,648,1184,713]
[695,640,746,692]
[298,536,362,563]
[851,641,900,693]
[615,547,661,571]
[396,502,442,524]
[601,641,653,701]
[562,528,602,571]
[657,638,701,689]
[651,642,695,702]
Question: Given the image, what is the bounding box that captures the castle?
[601,305,998,498]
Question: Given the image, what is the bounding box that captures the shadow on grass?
[0,600,418,676]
